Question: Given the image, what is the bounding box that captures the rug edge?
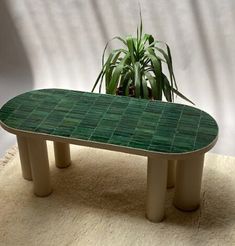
[0,145,18,168]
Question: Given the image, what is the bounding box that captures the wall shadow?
[0,0,33,157]
[0,0,33,104]
[189,0,220,100]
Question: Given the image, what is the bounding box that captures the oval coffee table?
[0,89,218,222]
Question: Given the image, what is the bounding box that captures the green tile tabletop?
[0,88,219,223]
[0,88,218,155]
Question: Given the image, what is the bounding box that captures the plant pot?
[116,84,153,99]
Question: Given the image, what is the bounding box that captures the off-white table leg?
[53,142,71,168]
[173,154,205,211]
[27,137,52,197]
[167,160,176,188]
[16,135,32,180]
[146,156,168,222]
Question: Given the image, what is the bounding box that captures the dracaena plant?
[92,13,193,104]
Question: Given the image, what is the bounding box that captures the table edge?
[0,121,218,160]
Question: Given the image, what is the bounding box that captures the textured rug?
[0,142,235,246]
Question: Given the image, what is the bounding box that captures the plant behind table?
[92,11,193,104]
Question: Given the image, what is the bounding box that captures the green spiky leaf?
[92,7,193,105]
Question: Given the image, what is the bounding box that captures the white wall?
[0,0,234,157]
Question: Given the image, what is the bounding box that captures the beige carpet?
[0,142,235,246]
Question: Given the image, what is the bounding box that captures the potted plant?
[92,13,193,105]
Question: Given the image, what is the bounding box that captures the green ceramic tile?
[0,88,218,154]
[108,135,130,146]
[128,141,150,149]
[35,126,55,134]
[149,143,172,152]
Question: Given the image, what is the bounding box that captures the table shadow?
[46,146,235,229]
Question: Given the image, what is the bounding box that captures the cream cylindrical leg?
[27,137,52,197]
[146,156,168,222]
[16,135,32,181]
[173,154,205,211]
[167,160,176,188]
[53,142,71,168]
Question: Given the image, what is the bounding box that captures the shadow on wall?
[0,0,33,156]
[0,0,33,104]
